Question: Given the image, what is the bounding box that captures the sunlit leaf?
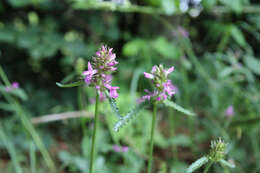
[186,156,209,173]
[164,100,196,116]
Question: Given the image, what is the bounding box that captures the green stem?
[203,161,213,173]
[148,104,157,173]
[89,91,100,173]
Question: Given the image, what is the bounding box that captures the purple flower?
[163,80,175,96]
[82,62,97,85]
[225,105,235,117]
[144,72,154,79]
[82,45,119,99]
[108,86,120,99]
[139,65,176,103]
[12,82,19,89]
[113,145,129,153]
[5,82,20,92]
[122,146,129,152]
[113,145,121,152]
[177,27,189,38]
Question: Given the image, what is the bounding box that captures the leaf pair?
[186,156,235,173]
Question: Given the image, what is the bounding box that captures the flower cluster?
[139,65,175,103]
[113,145,129,153]
[82,45,119,99]
[5,82,19,92]
[209,138,227,162]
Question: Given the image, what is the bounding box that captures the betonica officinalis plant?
[57,45,120,173]
[186,138,235,173]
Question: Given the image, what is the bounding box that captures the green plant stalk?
[89,91,100,173]
[0,124,23,173]
[148,104,157,173]
[30,141,36,173]
[203,161,213,173]
[0,66,56,172]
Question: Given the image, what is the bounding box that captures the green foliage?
[186,156,208,173]
[0,0,260,172]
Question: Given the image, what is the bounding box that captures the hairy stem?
[89,91,100,173]
[203,161,213,173]
[148,104,157,173]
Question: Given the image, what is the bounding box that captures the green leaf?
[220,159,235,168]
[230,26,246,47]
[244,55,260,75]
[164,100,196,116]
[105,90,123,119]
[56,80,84,88]
[186,156,209,173]
[0,102,14,111]
[113,101,148,132]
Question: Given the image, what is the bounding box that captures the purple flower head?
[122,146,129,152]
[82,45,119,99]
[177,27,189,38]
[113,145,129,153]
[82,62,97,85]
[12,82,19,89]
[225,105,235,117]
[113,145,121,152]
[5,82,20,92]
[139,64,175,103]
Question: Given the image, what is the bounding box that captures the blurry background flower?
[225,105,235,117]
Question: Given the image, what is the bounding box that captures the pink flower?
[81,45,120,99]
[109,86,120,98]
[139,64,176,103]
[82,62,97,85]
[144,72,154,79]
[122,146,129,152]
[177,27,189,38]
[5,82,20,92]
[163,80,175,96]
[113,145,129,153]
[225,105,235,117]
[12,82,19,89]
[164,66,174,76]
[113,145,121,152]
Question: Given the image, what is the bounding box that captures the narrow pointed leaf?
[56,81,84,88]
[220,159,235,168]
[105,90,122,119]
[186,156,209,173]
[114,101,148,132]
[164,100,196,116]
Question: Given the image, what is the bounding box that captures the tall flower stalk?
[81,45,119,173]
[140,64,175,173]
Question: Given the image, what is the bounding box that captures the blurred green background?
[0,0,260,172]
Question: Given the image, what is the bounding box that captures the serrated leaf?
[105,90,122,119]
[164,100,196,116]
[113,101,148,132]
[56,80,84,88]
[220,159,235,168]
[186,156,209,173]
